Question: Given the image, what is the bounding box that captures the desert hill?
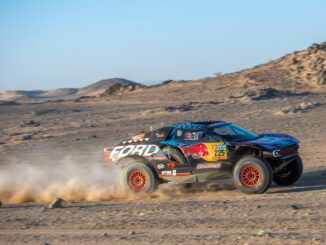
[0,78,142,102]
[77,78,144,97]
[1,42,325,104]
[237,42,326,87]
[156,42,326,91]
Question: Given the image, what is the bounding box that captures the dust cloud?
[0,150,239,204]
[0,157,127,204]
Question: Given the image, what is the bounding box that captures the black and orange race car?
[104,121,303,194]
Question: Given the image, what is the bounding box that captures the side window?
[174,129,185,140]
[184,130,200,141]
[197,130,222,142]
[152,127,172,140]
[174,129,202,141]
[174,129,223,142]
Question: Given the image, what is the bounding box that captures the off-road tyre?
[123,161,158,193]
[273,155,303,186]
[233,156,273,194]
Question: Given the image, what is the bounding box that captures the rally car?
[104,120,303,194]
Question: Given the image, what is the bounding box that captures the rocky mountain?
[236,42,326,87]
[159,42,326,92]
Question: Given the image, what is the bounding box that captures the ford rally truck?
[104,121,302,194]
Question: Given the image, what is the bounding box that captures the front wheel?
[273,155,303,186]
[123,161,158,193]
[233,156,273,194]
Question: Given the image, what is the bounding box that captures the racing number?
[214,148,226,157]
[212,143,227,160]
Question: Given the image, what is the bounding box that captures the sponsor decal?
[131,134,145,141]
[166,162,176,168]
[122,134,149,144]
[109,144,160,161]
[160,171,191,177]
[103,147,115,161]
[182,143,210,159]
[155,132,165,138]
[182,142,228,161]
[150,151,168,160]
[213,144,227,160]
[161,170,171,175]
[196,163,222,169]
[157,163,165,169]
[161,170,176,176]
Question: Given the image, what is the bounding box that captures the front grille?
[280,145,298,156]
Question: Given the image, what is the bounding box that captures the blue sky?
[0,0,325,90]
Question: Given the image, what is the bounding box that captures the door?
[177,129,229,164]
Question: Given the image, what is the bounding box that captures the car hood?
[236,133,299,151]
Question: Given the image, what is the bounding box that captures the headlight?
[263,151,273,157]
[272,150,281,157]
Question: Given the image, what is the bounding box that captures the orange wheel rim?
[129,171,147,191]
[240,165,260,187]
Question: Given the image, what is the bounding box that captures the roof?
[173,120,229,129]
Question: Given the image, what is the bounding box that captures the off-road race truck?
[104,121,303,194]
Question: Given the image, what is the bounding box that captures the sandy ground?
[0,176,325,245]
[0,78,325,244]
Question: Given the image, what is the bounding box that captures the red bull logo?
[182,143,210,159]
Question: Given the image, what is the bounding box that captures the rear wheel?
[273,155,303,186]
[233,156,273,194]
[123,161,157,193]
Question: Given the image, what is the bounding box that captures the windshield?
[211,124,258,142]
